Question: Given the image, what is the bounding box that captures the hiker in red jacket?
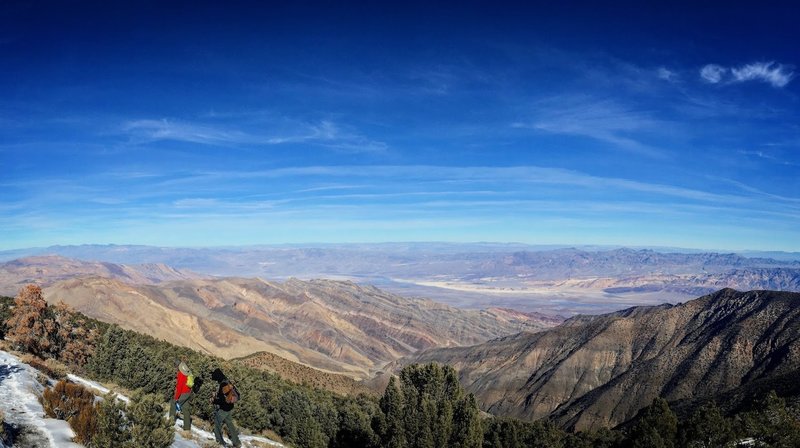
[169,360,194,430]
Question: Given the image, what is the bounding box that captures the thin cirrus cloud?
[514,98,668,159]
[142,164,767,207]
[122,119,253,145]
[120,118,387,153]
[699,61,794,88]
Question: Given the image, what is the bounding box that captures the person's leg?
[213,409,226,443]
[178,392,192,430]
[168,398,177,424]
[224,411,241,447]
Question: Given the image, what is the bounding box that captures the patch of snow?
[66,374,129,403]
[171,417,284,447]
[0,350,83,447]
[168,415,285,447]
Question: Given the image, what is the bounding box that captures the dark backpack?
[191,375,204,393]
[222,380,240,404]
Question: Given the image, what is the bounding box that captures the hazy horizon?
[3,240,800,259]
[2,2,798,252]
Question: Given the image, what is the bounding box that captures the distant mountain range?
[397,289,800,430]
[2,244,797,314]
[0,255,202,295]
[2,243,798,278]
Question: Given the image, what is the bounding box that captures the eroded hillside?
[43,274,557,379]
[399,289,800,430]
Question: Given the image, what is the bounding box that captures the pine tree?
[233,385,270,431]
[125,393,174,448]
[380,363,485,448]
[678,401,736,448]
[450,394,483,448]
[379,376,406,448]
[526,420,566,448]
[575,427,623,448]
[276,389,327,448]
[626,397,677,448]
[6,284,57,357]
[53,301,97,367]
[93,393,130,448]
[333,398,380,448]
[87,325,130,381]
[0,295,14,338]
[483,418,523,448]
[740,391,800,448]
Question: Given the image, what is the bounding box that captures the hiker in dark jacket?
[169,360,193,430]
[211,367,241,448]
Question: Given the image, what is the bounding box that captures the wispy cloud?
[700,61,794,88]
[161,165,775,207]
[5,162,799,250]
[173,198,223,208]
[122,119,252,145]
[514,98,668,158]
[120,118,387,153]
[737,149,799,167]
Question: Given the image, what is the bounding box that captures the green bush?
[739,391,800,448]
[93,393,130,448]
[376,363,484,448]
[126,392,174,448]
[0,295,13,338]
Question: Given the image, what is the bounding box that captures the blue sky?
[1,1,799,251]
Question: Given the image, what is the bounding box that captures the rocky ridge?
[398,289,800,430]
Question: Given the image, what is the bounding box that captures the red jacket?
[175,370,192,400]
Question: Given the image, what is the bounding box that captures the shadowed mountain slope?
[398,289,800,430]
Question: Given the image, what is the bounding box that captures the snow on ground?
[0,350,82,447]
[1,350,284,448]
[171,416,285,448]
[66,374,129,404]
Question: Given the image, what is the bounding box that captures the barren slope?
[400,289,800,430]
[44,275,557,379]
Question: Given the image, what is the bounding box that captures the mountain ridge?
[35,270,556,379]
[0,255,204,296]
[396,288,800,430]
[3,245,797,314]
